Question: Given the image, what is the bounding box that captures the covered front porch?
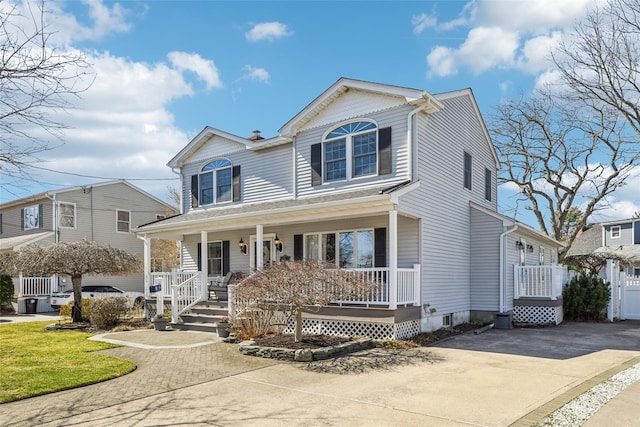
[137,186,424,339]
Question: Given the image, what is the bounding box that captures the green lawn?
[0,321,136,403]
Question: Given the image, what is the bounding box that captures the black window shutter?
[197,243,202,272]
[232,166,241,202]
[310,143,322,186]
[38,204,43,228]
[378,127,392,175]
[293,234,303,260]
[190,175,199,208]
[374,228,387,267]
[223,240,230,275]
[21,208,24,230]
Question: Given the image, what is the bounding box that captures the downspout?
[44,192,58,243]
[499,224,518,313]
[407,98,431,181]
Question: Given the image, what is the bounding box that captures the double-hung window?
[200,159,232,205]
[116,209,130,233]
[610,226,621,239]
[59,202,76,228]
[304,229,373,268]
[324,121,377,182]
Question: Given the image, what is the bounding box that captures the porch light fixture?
[239,238,247,254]
[515,240,524,250]
[527,244,534,253]
[274,234,283,252]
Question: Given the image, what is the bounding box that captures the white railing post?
[513,265,519,299]
[18,272,24,297]
[388,210,397,310]
[413,264,421,305]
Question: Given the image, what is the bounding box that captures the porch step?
[173,300,229,334]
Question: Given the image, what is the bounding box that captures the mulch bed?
[249,323,491,350]
[253,334,352,349]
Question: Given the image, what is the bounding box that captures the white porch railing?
[148,270,205,323]
[514,264,567,300]
[18,273,59,297]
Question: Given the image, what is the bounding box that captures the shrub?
[90,297,129,329]
[562,274,611,321]
[0,274,14,312]
[59,298,94,322]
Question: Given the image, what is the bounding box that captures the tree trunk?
[294,307,302,342]
[71,275,83,323]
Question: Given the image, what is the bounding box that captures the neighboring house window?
[23,204,41,230]
[464,152,472,190]
[191,159,241,207]
[484,168,492,201]
[311,121,392,186]
[59,202,76,228]
[634,267,640,277]
[611,226,621,238]
[116,210,131,233]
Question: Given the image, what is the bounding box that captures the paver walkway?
[0,330,277,427]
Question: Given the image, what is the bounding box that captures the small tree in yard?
[235,261,377,342]
[0,240,140,323]
[563,275,611,321]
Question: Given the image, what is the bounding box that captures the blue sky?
[2,0,638,226]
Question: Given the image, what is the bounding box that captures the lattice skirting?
[282,318,421,339]
[513,305,563,325]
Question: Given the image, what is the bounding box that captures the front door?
[250,236,275,270]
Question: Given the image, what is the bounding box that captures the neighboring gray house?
[570,219,640,276]
[136,78,564,338]
[0,180,177,312]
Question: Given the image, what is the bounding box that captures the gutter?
[499,223,518,313]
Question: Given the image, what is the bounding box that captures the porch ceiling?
[136,188,396,239]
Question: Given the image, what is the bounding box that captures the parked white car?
[50,285,145,309]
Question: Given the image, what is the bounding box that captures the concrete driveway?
[1,321,639,426]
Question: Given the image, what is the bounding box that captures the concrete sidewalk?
[1,321,639,426]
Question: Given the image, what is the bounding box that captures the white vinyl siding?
[398,92,498,317]
[470,208,502,311]
[604,222,633,245]
[296,105,411,198]
[182,143,293,213]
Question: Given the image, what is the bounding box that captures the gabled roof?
[0,180,174,212]
[433,88,500,169]
[167,126,290,169]
[278,78,444,136]
[566,224,603,256]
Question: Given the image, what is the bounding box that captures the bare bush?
[234,261,377,342]
[90,297,129,330]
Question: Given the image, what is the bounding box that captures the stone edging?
[238,338,381,362]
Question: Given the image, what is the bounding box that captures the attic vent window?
[326,121,376,139]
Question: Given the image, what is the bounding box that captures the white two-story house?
[136,78,564,338]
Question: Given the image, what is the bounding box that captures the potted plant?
[216,316,231,338]
[152,312,168,331]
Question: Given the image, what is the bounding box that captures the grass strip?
[0,321,136,403]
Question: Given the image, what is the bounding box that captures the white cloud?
[412,13,437,35]
[168,52,223,91]
[242,66,270,83]
[245,22,293,42]
[425,0,599,78]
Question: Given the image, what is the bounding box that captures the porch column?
[142,236,151,296]
[200,231,208,299]
[256,224,263,270]
[389,209,397,309]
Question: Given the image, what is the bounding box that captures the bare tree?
[490,92,638,256]
[234,261,376,342]
[564,253,632,276]
[0,1,92,186]
[0,240,140,322]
